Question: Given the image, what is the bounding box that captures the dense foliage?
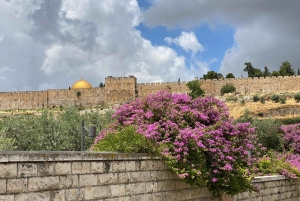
[220,83,236,95]
[186,80,205,99]
[92,91,262,195]
[236,110,283,153]
[93,126,156,153]
[0,106,114,151]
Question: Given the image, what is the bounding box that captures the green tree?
[186,80,205,99]
[243,62,263,78]
[263,66,271,77]
[243,62,255,77]
[203,71,223,80]
[279,61,295,76]
[225,73,235,79]
[271,71,280,77]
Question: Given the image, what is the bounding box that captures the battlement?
[105,75,137,82]
[1,75,300,111]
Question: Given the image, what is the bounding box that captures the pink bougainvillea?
[92,91,262,195]
[281,124,300,154]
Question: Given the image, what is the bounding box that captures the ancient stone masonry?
[0,152,299,201]
[1,75,300,110]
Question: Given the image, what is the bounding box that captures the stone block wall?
[0,152,217,201]
[0,152,300,201]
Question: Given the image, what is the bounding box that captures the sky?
[0,0,299,92]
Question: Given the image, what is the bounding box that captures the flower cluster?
[281,124,300,154]
[92,91,261,195]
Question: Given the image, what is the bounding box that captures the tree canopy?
[279,61,295,76]
[225,73,235,79]
[186,80,205,99]
[203,71,223,80]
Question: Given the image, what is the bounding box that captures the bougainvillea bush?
[281,123,300,154]
[92,91,263,195]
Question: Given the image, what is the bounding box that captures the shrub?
[226,96,238,102]
[93,91,262,196]
[260,97,265,104]
[255,152,300,179]
[253,95,259,102]
[271,94,280,103]
[220,83,236,95]
[279,96,286,104]
[281,124,300,154]
[251,118,283,152]
[93,126,156,153]
[0,106,114,151]
[280,117,300,125]
[294,93,300,102]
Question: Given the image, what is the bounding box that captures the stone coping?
[0,151,161,163]
[252,175,286,183]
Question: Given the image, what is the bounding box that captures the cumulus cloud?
[164,31,204,56]
[0,0,207,92]
[144,0,300,77]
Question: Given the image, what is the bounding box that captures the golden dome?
[71,79,93,89]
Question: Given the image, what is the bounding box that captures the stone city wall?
[2,75,300,110]
[0,152,299,201]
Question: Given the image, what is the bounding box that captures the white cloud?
[164,31,204,56]
[144,0,300,77]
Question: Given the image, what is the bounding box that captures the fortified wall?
[1,75,300,110]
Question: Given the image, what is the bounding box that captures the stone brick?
[55,162,71,175]
[0,179,6,194]
[141,160,156,170]
[117,172,129,184]
[50,190,66,201]
[59,175,73,188]
[141,194,153,201]
[0,163,17,178]
[71,175,79,187]
[145,181,157,193]
[79,174,97,186]
[111,184,126,197]
[28,176,59,191]
[125,161,135,171]
[0,195,14,201]
[7,178,27,193]
[98,173,118,185]
[65,188,84,201]
[15,192,50,201]
[18,163,37,177]
[37,162,54,176]
[127,172,140,182]
[140,171,150,182]
[125,183,146,195]
[105,196,130,201]
[72,162,90,174]
[91,161,111,174]
[84,186,110,200]
[150,171,159,181]
[112,161,126,173]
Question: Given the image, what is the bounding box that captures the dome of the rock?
[71,79,93,89]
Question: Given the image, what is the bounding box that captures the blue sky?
[0,0,299,91]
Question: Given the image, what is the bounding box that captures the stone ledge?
[0,151,161,163]
[252,175,286,183]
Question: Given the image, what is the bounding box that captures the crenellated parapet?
[2,75,300,110]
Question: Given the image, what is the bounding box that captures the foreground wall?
[0,152,299,201]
